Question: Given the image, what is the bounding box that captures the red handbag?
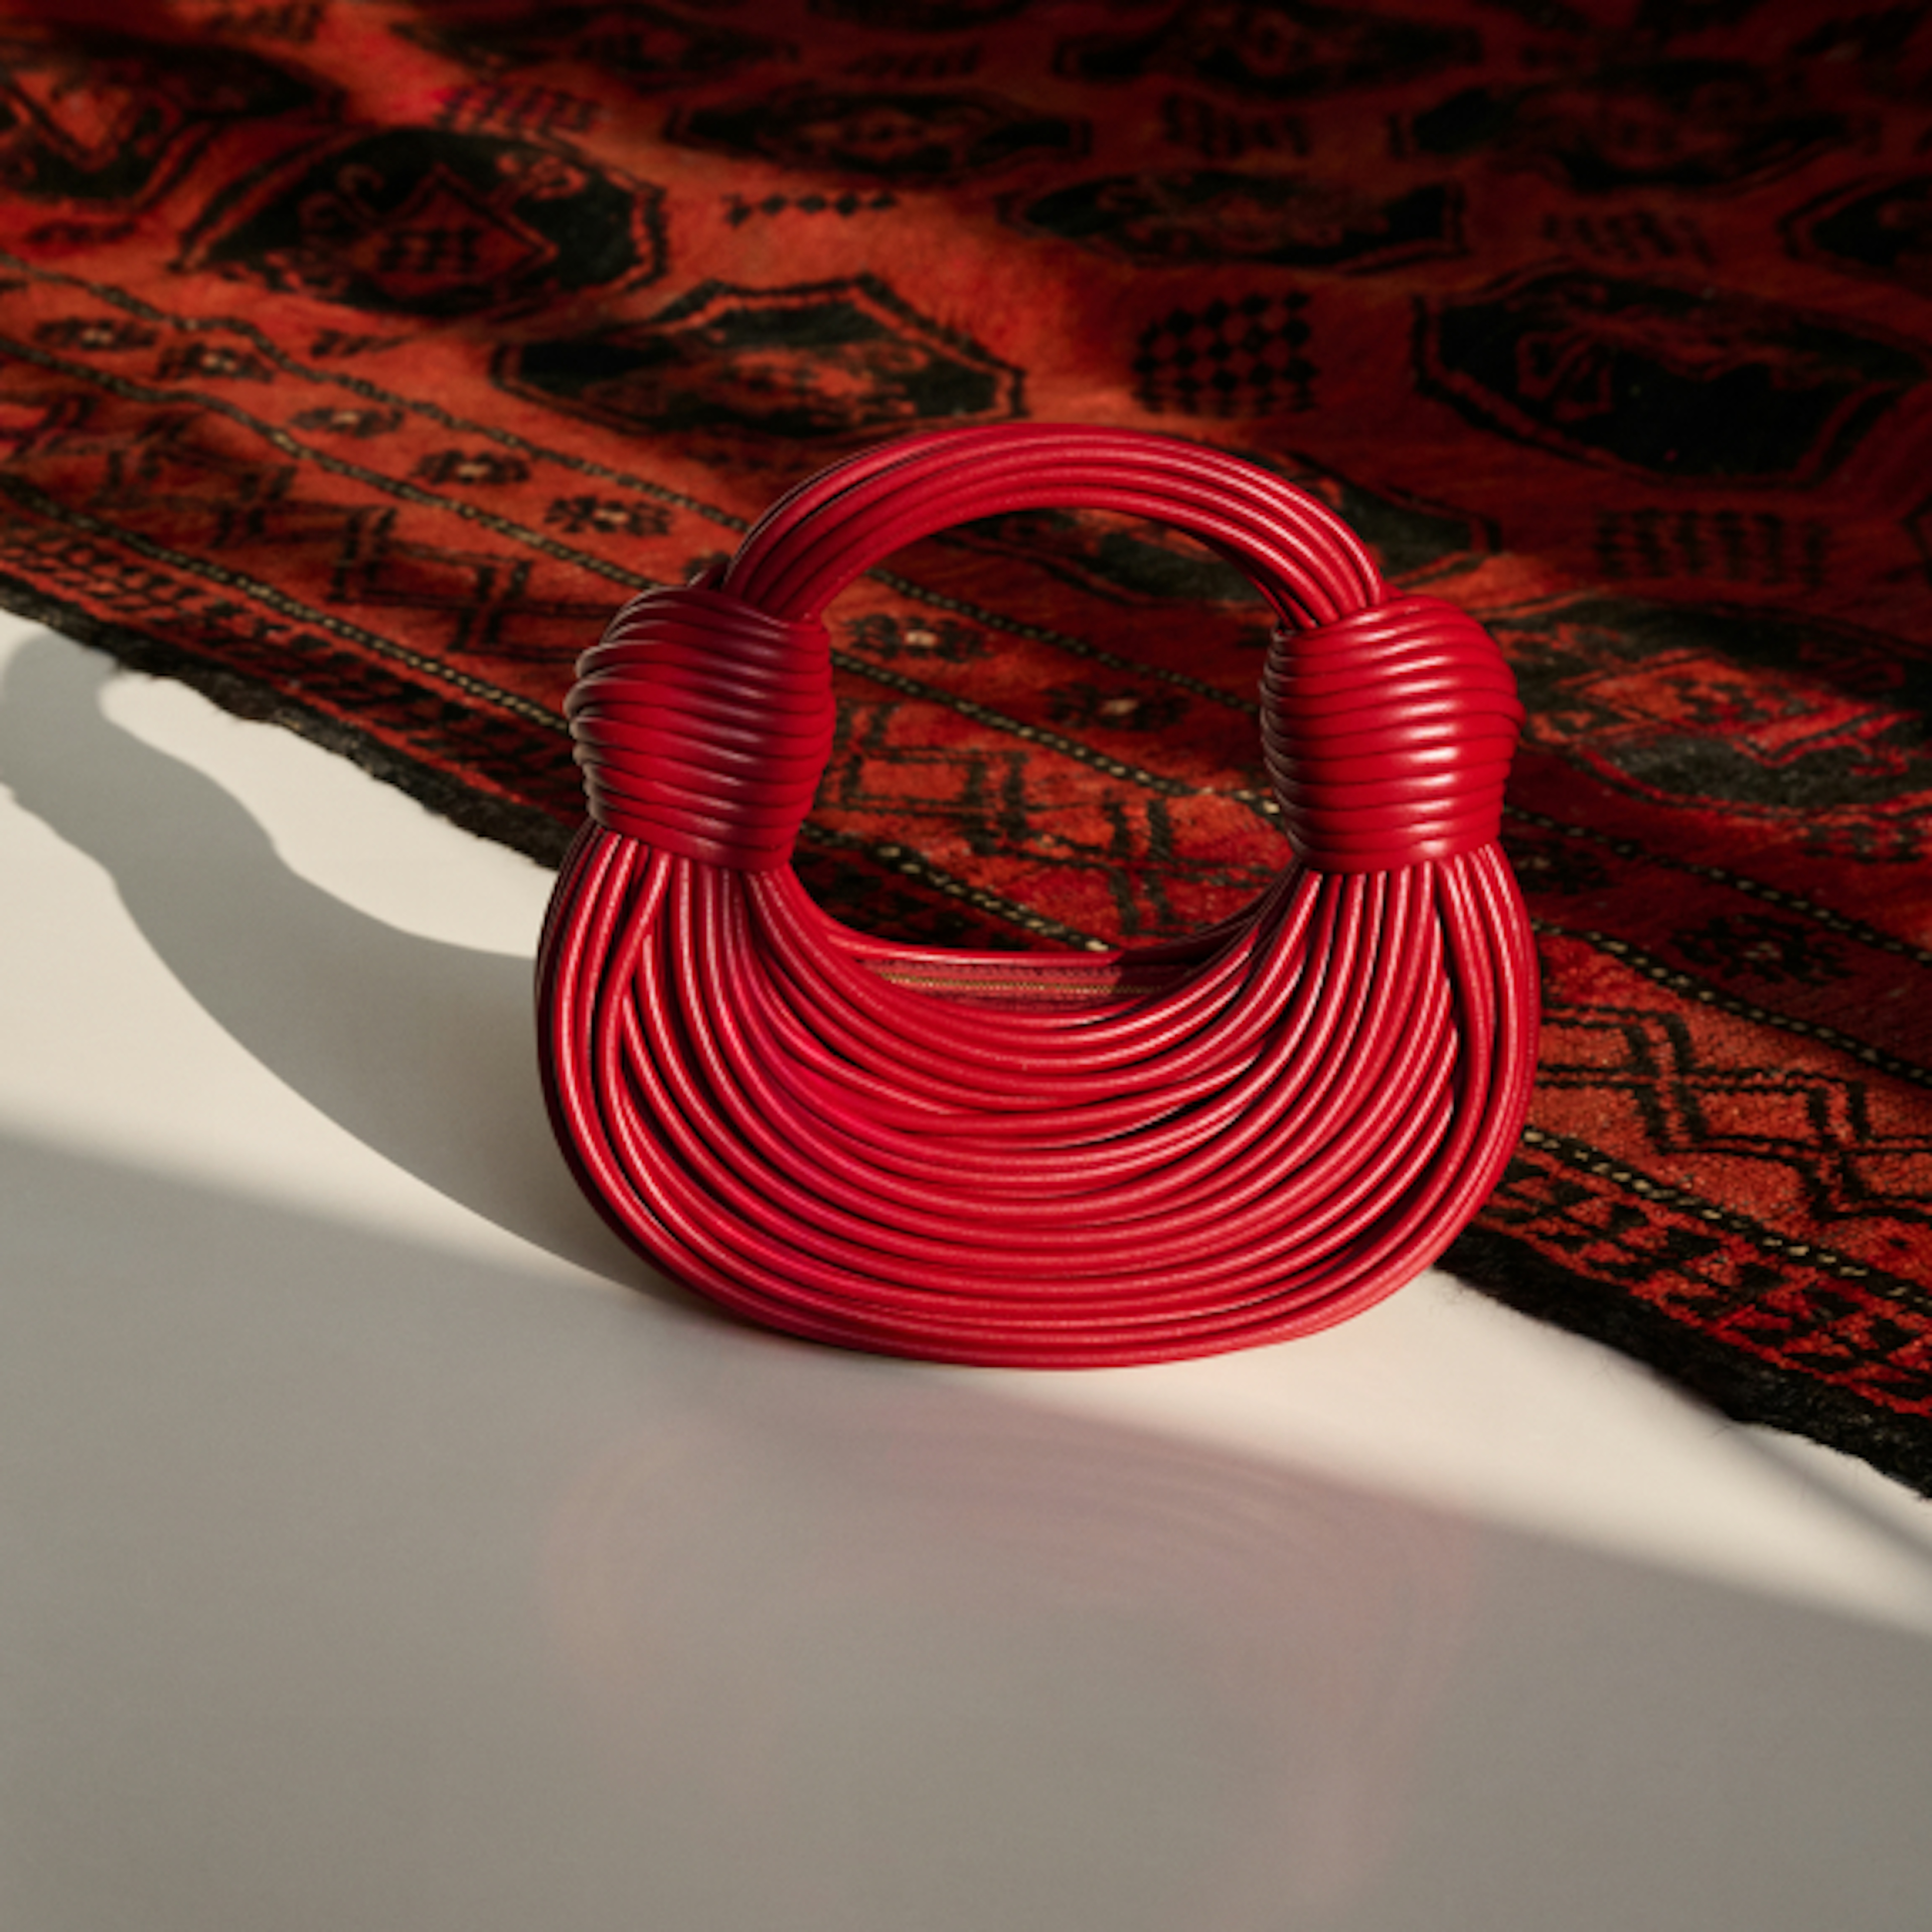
[538,426,1537,1365]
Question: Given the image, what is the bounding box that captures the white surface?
[4,615,1931,1932]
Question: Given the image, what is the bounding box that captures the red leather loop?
[537,426,1539,1367]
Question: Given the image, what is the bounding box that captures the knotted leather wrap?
[568,581,833,871]
[1262,595,1526,873]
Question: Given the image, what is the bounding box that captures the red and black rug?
[1,0,1928,1487]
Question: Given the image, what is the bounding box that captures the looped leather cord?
[537,425,1539,1366]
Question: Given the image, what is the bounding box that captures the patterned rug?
[1,0,1928,1489]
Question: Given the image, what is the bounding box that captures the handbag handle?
[567,424,1522,876]
[539,425,1537,1367]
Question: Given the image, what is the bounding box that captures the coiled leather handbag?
[537,425,1538,1366]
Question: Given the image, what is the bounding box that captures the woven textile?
[0,0,1927,1484]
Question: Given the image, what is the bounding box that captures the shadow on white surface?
[5,1130,1932,1932]
[7,623,1932,1619]
[0,631,637,1282]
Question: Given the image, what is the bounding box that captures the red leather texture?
[539,426,1538,1364]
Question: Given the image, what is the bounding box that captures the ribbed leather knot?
[1261,594,1523,872]
[567,581,834,869]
